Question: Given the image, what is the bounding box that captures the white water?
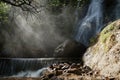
[75,0,104,46]
[11,68,47,77]
[0,58,80,77]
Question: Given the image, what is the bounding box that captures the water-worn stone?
[70,63,81,69]
[47,62,92,77]
[54,39,87,57]
[83,20,120,77]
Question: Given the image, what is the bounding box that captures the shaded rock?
[47,62,92,78]
[47,73,55,79]
[83,66,92,71]
[40,62,120,79]
[83,66,92,73]
[83,20,120,77]
[54,39,87,58]
[55,70,63,76]
[67,68,82,75]
[70,63,82,69]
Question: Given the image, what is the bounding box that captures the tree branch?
[0,0,40,12]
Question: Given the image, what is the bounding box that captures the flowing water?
[0,58,80,77]
[1,0,120,78]
[75,0,104,46]
[11,68,47,77]
[115,0,120,19]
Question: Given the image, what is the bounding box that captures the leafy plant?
[0,2,9,23]
[48,0,89,7]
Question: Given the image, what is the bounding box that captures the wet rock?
[52,64,61,70]
[55,70,63,76]
[83,66,92,73]
[61,63,70,70]
[67,68,82,75]
[54,39,87,57]
[70,63,81,69]
[47,73,55,79]
[70,63,76,68]
[47,62,92,77]
[49,65,54,70]
[50,76,59,80]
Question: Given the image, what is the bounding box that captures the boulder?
[83,20,120,77]
[54,39,87,58]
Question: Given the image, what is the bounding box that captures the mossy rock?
[90,35,99,46]
[100,20,120,42]
[84,20,120,77]
[90,20,120,53]
[99,20,120,52]
[100,22,114,43]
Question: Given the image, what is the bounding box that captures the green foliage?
[0,2,9,23]
[77,0,90,7]
[48,0,61,7]
[48,0,90,7]
[99,23,114,52]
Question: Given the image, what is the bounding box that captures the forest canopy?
[0,2,9,22]
[0,0,89,23]
[0,0,89,11]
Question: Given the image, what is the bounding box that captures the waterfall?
[0,58,56,77]
[11,68,47,77]
[75,0,104,46]
[0,58,80,77]
[115,0,120,19]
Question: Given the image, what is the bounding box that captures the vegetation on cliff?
[0,2,9,23]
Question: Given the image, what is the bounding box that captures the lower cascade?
[11,68,47,77]
[0,58,80,77]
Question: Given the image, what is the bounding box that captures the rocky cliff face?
[83,20,120,77]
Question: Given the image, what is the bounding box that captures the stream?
[0,58,81,77]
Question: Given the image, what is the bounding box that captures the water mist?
[1,0,76,57]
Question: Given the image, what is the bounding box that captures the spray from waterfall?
[75,0,104,46]
[1,0,76,57]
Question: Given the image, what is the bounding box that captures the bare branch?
[0,0,41,12]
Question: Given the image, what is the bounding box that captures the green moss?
[104,43,109,52]
[90,20,120,54]
[100,22,116,43]
[90,36,98,46]
[90,22,116,54]
[99,20,120,52]
[90,37,96,44]
[100,32,111,43]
